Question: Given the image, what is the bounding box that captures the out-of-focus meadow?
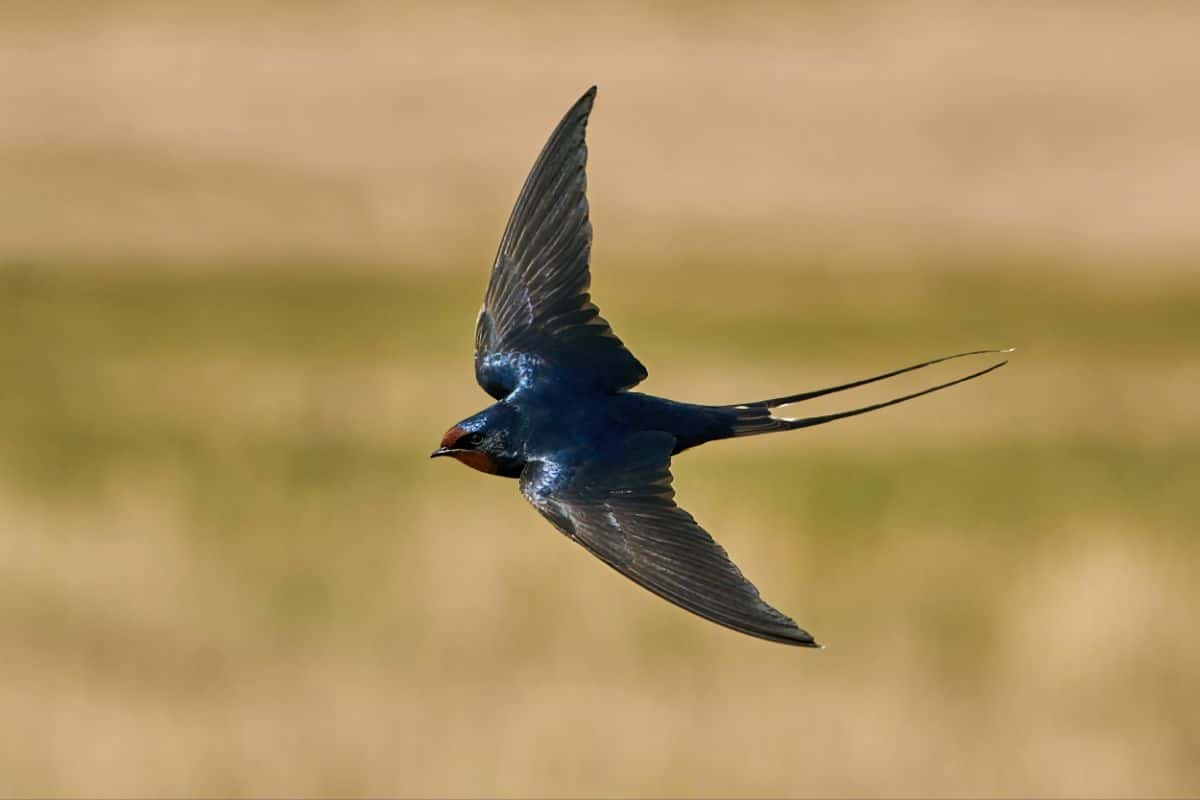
[3,3,1200,796]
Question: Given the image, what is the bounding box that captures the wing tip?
[783,629,822,648]
[750,620,820,648]
[574,85,598,117]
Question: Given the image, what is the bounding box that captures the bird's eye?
[459,432,484,448]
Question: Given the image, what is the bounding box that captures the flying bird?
[432,87,1007,647]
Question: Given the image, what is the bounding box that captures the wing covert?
[520,432,817,647]
[474,87,647,399]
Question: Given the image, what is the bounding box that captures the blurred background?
[3,2,1199,796]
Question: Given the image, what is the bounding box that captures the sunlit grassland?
[2,258,1198,796]
[5,1,1200,794]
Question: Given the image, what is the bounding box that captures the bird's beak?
[430,447,456,459]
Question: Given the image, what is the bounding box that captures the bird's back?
[514,385,734,460]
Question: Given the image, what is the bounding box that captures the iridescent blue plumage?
[433,87,1008,647]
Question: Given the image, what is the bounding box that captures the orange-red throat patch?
[438,425,499,474]
[450,450,501,474]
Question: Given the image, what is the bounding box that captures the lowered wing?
[520,431,817,647]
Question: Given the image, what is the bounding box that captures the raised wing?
[474,86,647,400]
[520,431,818,647]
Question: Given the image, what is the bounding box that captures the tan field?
[2,3,1199,797]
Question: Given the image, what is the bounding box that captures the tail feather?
[729,349,1010,437]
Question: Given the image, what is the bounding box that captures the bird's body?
[448,388,731,476]
[433,87,1007,647]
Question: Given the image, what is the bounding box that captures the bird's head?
[430,406,521,477]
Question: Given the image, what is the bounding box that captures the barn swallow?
[432,87,1007,647]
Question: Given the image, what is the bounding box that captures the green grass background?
[5,262,1199,796]
[3,3,1199,796]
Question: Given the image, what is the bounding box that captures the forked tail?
[729,349,1011,437]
